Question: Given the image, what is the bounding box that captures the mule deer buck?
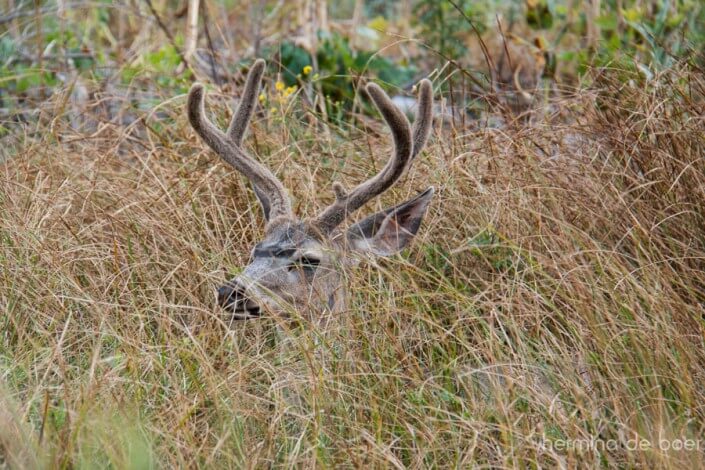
[187,59,434,321]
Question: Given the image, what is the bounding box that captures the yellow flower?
[275,81,285,91]
[258,93,266,102]
[284,85,297,97]
[303,65,312,75]
[270,107,277,114]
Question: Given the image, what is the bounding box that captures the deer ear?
[346,187,434,256]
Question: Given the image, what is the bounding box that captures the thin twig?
[446,0,497,91]
[142,0,192,72]
[201,0,220,85]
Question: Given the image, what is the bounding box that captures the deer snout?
[217,281,261,318]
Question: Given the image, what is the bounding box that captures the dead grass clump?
[1,61,704,467]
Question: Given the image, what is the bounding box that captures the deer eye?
[288,256,320,272]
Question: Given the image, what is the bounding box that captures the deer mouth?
[232,300,262,319]
[217,283,263,319]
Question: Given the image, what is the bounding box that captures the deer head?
[187,59,434,320]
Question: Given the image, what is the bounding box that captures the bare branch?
[184,0,200,61]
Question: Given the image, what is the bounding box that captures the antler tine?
[314,83,413,233]
[227,58,266,146]
[224,59,272,217]
[187,77,293,220]
[411,79,434,161]
[374,79,433,181]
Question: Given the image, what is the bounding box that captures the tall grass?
[1,61,705,467]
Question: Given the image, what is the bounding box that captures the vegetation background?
[1,0,705,467]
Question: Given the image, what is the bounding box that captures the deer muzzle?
[217,281,262,319]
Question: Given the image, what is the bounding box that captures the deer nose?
[217,283,239,308]
[217,281,261,318]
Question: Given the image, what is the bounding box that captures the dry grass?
[1,62,705,468]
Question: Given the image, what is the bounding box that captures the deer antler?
[313,79,434,233]
[187,59,293,221]
[227,59,265,146]
[411,79,434,162]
